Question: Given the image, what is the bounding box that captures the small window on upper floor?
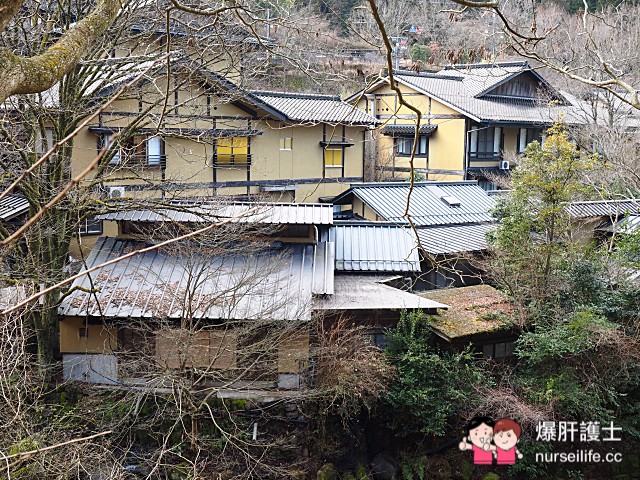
[396,135,428,156]
[101,134,165,167]
[78,216,103,235]
[279,137,293,150]
[146,136,163,166]
[102,133,121,165]
[324,147,343,167]
[518,127,543,153]
[216,137,249,165]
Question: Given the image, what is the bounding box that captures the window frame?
[324,147,344,167]
[100,134,165,167]
[78,216,103,236]
[518,127,543,153]
[215,136,250,165]
[395,135,428,156]
[279,137,293,151]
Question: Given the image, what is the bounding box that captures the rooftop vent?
[441,195,461,207]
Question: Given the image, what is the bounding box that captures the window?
[78,327,88,338]
[470,126,502,158]
[216,137,249,164]
[482,341,514,359]
[324,147,343,167]
[78,216,103,235]
[101,134,121,165]
[518,128,543,153]
[146,136,163,166]
[101,134,165,167]
[396,135,428,156]
[279,137,293,150]
[130,135,164,166]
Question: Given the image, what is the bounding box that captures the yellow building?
[71,58,376,205]
[348,61,579,189]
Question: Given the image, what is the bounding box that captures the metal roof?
[331,223,420,272]
[0,194,29,221]
[333,181,496,227]
[598,214,640,234]
[59,237,334,321]
[381,123,438,136]
[250,90,377,125]
[566,199,640,219]
[416,223,496,255]
[314,275,448,312]
[96,202,334,225]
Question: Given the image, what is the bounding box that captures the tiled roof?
[416,223,496,255]
[333,181,496,227]
[381,123,438,136]
[0,194,29,221]
[250,90,377,125]
[331,222,420,272]
[394,68,579,124]
[565,199,640,219]
[58,237,334,321]
[97,202,334,225]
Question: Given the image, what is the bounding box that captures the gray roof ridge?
[417,221,498,229]
[350,180,480,188]
[443,61,529,70]
[568,198,639,205]
[250,90,340,101]
[394,70,463,81]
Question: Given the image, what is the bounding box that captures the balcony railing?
[469,152,502,161]
[213,153,252,167]
[108,154,166,169]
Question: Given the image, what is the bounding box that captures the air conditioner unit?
[107,186,126,199]
[499,160,510,170]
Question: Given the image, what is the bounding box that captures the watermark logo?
[534,420,623,464]
[459,417,624,466]
[458,416,523,466]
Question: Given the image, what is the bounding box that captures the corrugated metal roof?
[0,194,29,221]
[334,181,496,227]
[416,223,495,255]
[97,202,334,225]
[331,223,420,272]
[598,214,640,234]
[314,275,448,311]
[58,237,334,321]
[251,90,377,125]
[566,199,640,219]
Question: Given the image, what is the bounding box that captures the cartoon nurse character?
[492,418,524,465]
[459,416,496,465]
